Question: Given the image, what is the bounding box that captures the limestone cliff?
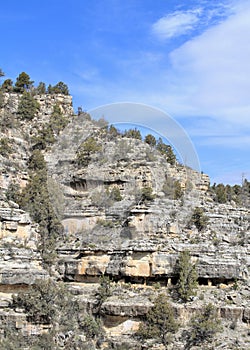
[0,92,249,349]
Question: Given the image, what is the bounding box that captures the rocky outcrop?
[0,246,48,287]
[0,199,48,287]
[0,199,36,244]
[1,92,73,120]
[0,93,249,349]
[57,242,249,285]
[44,117,249,293]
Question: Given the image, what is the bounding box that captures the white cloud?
[73,1,250,149]
[168,1,250,127]
[69,1,249,184]
[152,9,201,40]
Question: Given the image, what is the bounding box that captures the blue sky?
[1,0,249,184]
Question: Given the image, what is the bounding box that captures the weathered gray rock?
[0,247,48,286]
[101,295,153,317]
[0,93,249,349]
[0,92,73,120]
[243,308,250,322]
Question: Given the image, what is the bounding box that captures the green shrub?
[107,124,120,139]
[162,178,183,200]
[0,326,27,350]
[141,186,155,201]
[0,110,17,131]
[190,207,209,232]
[32,124,55,149]
[145,134,156,147]
[108,342,133,350]
[176,250,198,302]
[19,150,63,266]
[96,218,115,228]
[36,81,46,94]
[28,149,47,170]
[166,146,176,165]
[0,137,13,156]
[91,190,110,208]
[109,186,122,201]
[137,293,178,346]
[14,72,34,92]
[174,180,183,199]
[80,315,103,339]
[0,326,58,349]
[77,136,102,167]
[209,181,250,205]
[11,279,83,348]
[156,138,176,165]
[156,137,167,154]
[124,128,142,140]
[12,279,71,324]
[5,182,21,203]
[183,303,222,348]
[1,78,13,92]
[17,91,40,120]
[113,139,132,161]
[49,104,69,133]
[47,81,69,95]
[95,275,112,310]
[33,104,69,149]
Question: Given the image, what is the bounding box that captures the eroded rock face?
[0,95,249,349]
[43,117,249,288]
[0,200,37,243]
[58,242,249,284]
[101,295,153,317]
[1,92,73,120]
[1,115,249,289]
[0,247,48,286]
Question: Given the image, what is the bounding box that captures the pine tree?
[77,136,102,167]
[0,137,13,156]
[124,128,142,140]
[36,81,46,94]
[53,81,69,95]
[141,186,155,201]
[19,150,63,266]
[145,134,156,147]
[48,81,69,95]
[156,137,168,155]
[108,124,120,139]
[14,72,34,92]
[190,207,209,232]
[184,303,222,348]
[176,250,198,302]
[49,104,68,134]
[17,91,40,120]
[1,79,13,92]
[137,293,178,346]
[166,145,176,165]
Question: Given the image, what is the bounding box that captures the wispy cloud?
[66,1,250,184]
[152,9,201,40]
[169,1,250,127]
[151,2,234,41]
[73,1,250,152]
